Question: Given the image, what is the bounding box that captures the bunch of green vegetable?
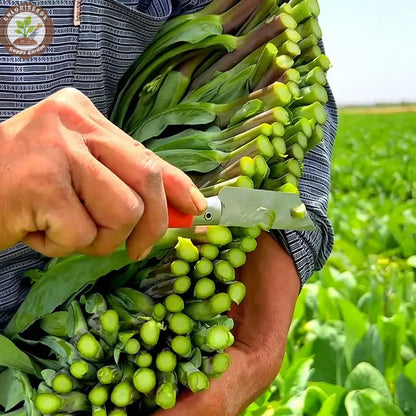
[0,0,332,414]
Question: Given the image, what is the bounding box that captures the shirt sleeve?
[272,58,338,287]
[171,0,212,16]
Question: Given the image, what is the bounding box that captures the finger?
[70,151,144,257]
[125,154,168,260]
[85,123,206,215]
[85,135,172,259]
[155,155,207,214]
[23,185,97,257]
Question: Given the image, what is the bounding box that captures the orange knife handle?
[168,205,194,228]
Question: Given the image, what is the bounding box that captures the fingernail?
[137,245,153,261]
[190,186,207,213]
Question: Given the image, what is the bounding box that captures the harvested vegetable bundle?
[0,0,331,414]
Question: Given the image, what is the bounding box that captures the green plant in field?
[15,15,35,38]
[243,112,416,416]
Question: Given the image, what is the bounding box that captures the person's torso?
[0,0,210,326]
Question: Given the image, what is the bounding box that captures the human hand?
[0,88,206,259]
[153,232,300,416]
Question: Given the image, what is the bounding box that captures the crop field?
[244,111,416,415]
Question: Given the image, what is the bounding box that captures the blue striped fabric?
[0,0,336,326]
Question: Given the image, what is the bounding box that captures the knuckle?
[141,156,162,184]
[118,196,144,228]
[44,88,92,117]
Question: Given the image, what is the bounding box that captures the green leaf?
[396,373,416,416]
[404,357,416,388]
[345,389,405,416]
[407,255,416,268]
[131,103,216,142]
[377,314,406,383]
[352,325,385,374]
[303,386,328,415]
[309,324,347,385]
[5,247,133,337]
[16,20,24,29]
[338,298,368,371]
[0,369,24,410]
[14,29,23,35]
[344,362,391,400]
[0,336,36,375]
[281,358,314,403]
[1,408,26,416]
[27,25,35,34]
[228,99,264,127]
[316,394,339,416]
[23,15,31,27]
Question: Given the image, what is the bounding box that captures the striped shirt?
[0,0,337,326]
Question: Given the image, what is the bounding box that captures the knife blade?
[168,187,315,231]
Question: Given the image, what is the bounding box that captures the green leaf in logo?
[27,25,35,34]
[15,29,23,35]
[24,15,31,27]
[16,20,24,29]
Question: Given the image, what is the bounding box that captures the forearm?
[227,232,300,409]
[232,231,300,357]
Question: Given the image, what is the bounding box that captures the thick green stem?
[135,351,153,368]
[185,293,232,321]
[89,385,110,407]
[156,350,178,373]
[178,362,210,393]
[297,17,322,38]
[227,281,247,305]
[70,360,97,381]
[306,124,324,152]
[51,371,75,394]
[192,13,297,88]
[220,248,247,268]
[202,353,231,378]
[140,320,161,347]
[292,102,327,125]
[214,260,236,282]
[300,66,327,87]
[167,313,195,335]
[193,257,214,279]
[193,325,234,352]
[110,381,139,408]
[76,333,104,362]
[175,237,200,262]
[40,311,69,337]
[193,278,216,300]
[164,294,185,313]
[295,54,331,75]
[133,368,157,394]
[252,154,270,188]
[170,335,193,357]
[68,300,88,340]
[228,236,258,253]
[97,366,123,385]
[156,372,178,410]
[35,392,90,414]
[153,303,167,321]
[201,175,254,197]
[197,245,220,260]
[285,131,308,149]
[257,55,294,89]
[270,159,303,178]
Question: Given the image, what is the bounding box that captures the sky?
[318,0,416,106]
